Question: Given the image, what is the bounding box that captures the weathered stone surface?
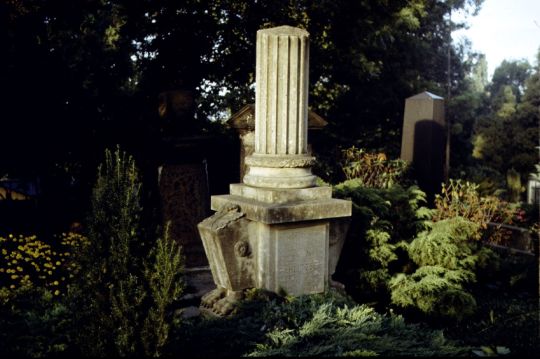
[198,205,255,291]
[254,26,309,156]
[256,221,329,295]
[243,25,317,189]
[245,154,316,168]
[526,176,540,205]
[244,166,317,188]
[211,194,351,224]
[229,183,331,204]
[328,217,351,278]
[228,104,328,132]
[400,91,446,203]
[158,163,209,267]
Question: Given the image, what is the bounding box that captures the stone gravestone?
[400,91,446,203]
[198,26,352,315]
[156,89,211,268]
[158,163,209,267]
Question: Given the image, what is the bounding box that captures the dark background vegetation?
[2,0,538,232]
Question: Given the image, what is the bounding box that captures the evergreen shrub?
[389,217,499,321]
[69,146,184,357]
[247,291,468,357]
[333,179,432,302]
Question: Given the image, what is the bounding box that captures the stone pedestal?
[209,185,349,295]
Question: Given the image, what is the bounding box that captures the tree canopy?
[12,0,538,196]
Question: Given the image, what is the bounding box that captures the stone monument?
[198,26,351,315]
[400,91,446,203]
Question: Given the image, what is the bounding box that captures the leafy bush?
[433,179,514,240]
[340,146,409,188]
[389,217,499,321]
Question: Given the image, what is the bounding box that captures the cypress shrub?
[68,147,184,357]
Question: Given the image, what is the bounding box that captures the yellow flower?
[11,274,18,279]
[56,261,61,266]
[53,281,59,286]
[9,284,15,289]
[54,290,60,296]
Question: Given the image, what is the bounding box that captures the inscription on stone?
[275,224,327,295]
[159,163,210,267]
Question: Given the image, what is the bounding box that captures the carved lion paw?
[201,287,227,309]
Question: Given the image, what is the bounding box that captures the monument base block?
[197,185,351,315]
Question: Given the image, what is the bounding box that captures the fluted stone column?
[244,26,317,189]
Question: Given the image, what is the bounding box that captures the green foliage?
[0,287,73,357]
[142,224,185,357]
[389,218,499,321]
[469,58,539,190]
[247,295,468,357]
[340,147,410,188]
[408,217,480,269]
[69,146,145,356]
[390,265,477,321]
[69,147,184,357]
[506,168,524,203]
[433,179,514,239]
[174,290,468,357]
[2,0,484,184]
[333,180,432,301]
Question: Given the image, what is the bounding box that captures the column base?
[243,166,317,188]
[243,154,317,189]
